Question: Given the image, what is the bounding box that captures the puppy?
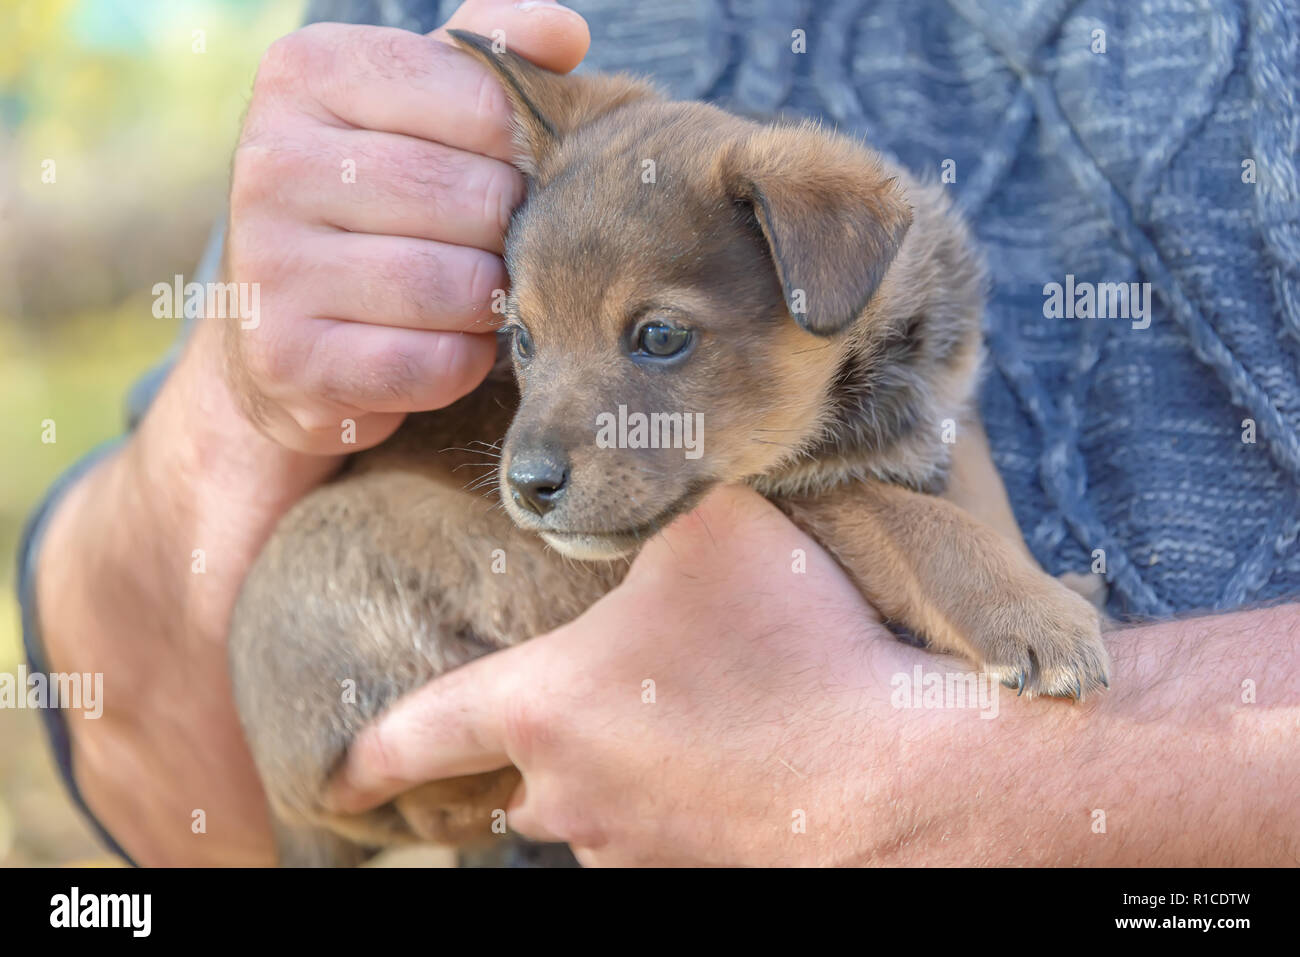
[229,31,1109,866]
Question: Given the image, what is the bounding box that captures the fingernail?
[515,1,561,8]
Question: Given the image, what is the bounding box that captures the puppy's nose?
[507,452,569,516]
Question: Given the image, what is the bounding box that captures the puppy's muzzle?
[507,448,570,516]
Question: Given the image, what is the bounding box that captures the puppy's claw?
[999,670,1027,695]
[974,584,1111,701]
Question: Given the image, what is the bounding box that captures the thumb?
[432,0,590,73]
[325,640,534,814]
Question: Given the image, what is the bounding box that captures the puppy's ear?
[450,30,658,175]
[722,122,912,336]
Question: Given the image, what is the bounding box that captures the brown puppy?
[229,31,1109,866]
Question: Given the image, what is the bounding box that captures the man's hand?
[330,485,920,865]
[331,485,1300,866]
[36,0,592,865]
[225,1,589,453]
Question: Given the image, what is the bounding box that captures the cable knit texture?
[307,0,1300,617]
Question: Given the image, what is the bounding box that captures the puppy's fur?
[229,32,1109,866]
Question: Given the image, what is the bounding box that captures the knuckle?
[229,143,283,212]
[236,308,302,381]
[223,220,287,292]
[502,693,555,765]
[243,334,298,390]
[256,32,306,88]
[359,26,435,83]
[257,25,330,88]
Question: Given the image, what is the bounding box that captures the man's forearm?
[35,317,335,865]
[865,604,1300,866]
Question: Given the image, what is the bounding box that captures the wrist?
[867,608,1300,866]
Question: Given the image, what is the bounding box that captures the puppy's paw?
[973,582,1110,699]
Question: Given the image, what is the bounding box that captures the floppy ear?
[722,122,913,336]
[450,30,658,176]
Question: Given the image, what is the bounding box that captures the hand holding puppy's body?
[332,487,1300,867]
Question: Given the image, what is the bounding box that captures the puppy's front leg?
[780,481,1110,697]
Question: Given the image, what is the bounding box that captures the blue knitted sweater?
[309,0,1300,617]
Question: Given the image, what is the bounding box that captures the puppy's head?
[452,31,911,559]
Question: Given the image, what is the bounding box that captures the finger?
[305,128,524,252]
[263,322,498,422]
[326,646,529,813]
[265,3,588,164]
[294,232,507,333]
[432,0,590,69]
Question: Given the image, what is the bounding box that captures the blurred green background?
[0,0,304,865]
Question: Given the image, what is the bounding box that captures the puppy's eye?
[635,321,692,358]
[512,325,535,361]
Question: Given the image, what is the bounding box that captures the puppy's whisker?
[452,461,501,475]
